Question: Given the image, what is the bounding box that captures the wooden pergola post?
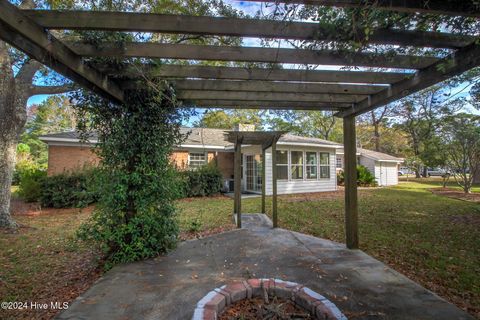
[261,148,266,214]
[343,116,359,249]
[271,141,278,228]
[234,137,242,228]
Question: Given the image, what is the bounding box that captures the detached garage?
[336,148,403,186]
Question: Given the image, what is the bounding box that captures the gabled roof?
[180,127,231,147]
[278,134,342,148]
[39,128,402,161]
[358,148,404,162]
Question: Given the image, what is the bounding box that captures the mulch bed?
[429,187,480,203]
[219,296,312,320]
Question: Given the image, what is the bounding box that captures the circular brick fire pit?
[192,279,347,320]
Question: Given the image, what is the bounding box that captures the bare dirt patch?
[430,188,480,203]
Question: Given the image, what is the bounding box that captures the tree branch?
[15,59,41,84]
[28,84,76,96]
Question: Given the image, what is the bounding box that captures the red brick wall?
[169,150,234,179]
[47,146,234,179]
[47,145,100,176]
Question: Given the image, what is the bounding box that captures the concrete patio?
[57,214,473,320]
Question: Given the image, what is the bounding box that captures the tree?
[358,106,393,152]
[440,114,480,193]
[21,96,77,166]
[392,86,463,178]
[0,0,76,228]
[194,109,264,130]
[266,110,343,142]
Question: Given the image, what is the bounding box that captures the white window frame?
[336,156,343,169]
[275,149,289,181]
[305,151,319,180]
[188,151,207,169]
[319,152,330,179]
[290,149,304,180]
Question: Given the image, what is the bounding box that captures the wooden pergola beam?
[0,0,124,103]
[338,42,480,117]
[343,115,359,249]
[102,64,409,84]
[183,100,349,110]
[70,42,439,69]
[23,10,475,49]
[122,79,387,95]
[177,90,365,103]
[247,0,480,17]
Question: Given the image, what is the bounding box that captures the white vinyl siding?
[377,161,399,186]
[359,155,399,186]
[265,146,336,195]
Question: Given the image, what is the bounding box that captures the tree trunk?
[0,40,29,228]
[373,122,380,152]
[0,138,17,228]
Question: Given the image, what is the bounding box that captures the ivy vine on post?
[74,78,193,268]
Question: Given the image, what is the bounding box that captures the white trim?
[361,154,403,163]
[39,137,97,144]
[277,141,341,149]
[179,144,227,150]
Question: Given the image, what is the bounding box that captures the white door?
[245,154,262,193]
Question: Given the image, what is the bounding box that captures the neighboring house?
[39,127,402,194]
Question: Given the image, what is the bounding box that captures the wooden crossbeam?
[122,79,387,94]
[0,1,123,103]
[23,10,475,49]
[100,64,409,84]
[247,0,480,17]
[183,100,348,110]
[338,43,480,117]
[177,90,365,103]
[70,42,439,69]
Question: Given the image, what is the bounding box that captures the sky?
[26,0,479,119]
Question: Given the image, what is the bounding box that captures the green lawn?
[177,181,480,317]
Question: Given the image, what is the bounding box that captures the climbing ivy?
[75,80,193,267]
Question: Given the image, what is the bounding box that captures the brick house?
[39,127,403,194]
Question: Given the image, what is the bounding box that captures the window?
[290,151,304,180]
[306,152,318,179]
[188,152,207,169]
[275,150,288,180]
[320,152,330,178]
[336,157,343,169]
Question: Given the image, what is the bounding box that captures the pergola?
[1,0,479,249]
[226,131,285,229]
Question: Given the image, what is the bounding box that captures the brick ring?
[192,278,348,320]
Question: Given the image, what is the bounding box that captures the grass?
[2,180,479,319]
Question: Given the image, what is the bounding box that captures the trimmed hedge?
[40,169,99,208]
[179,163,223,197]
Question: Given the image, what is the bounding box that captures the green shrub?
[337,165,377,187]
[18,169,46,202]
[357,165,376,186]
[40,169,99,208]
[179,163,223,197]
[77,201,178,269]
